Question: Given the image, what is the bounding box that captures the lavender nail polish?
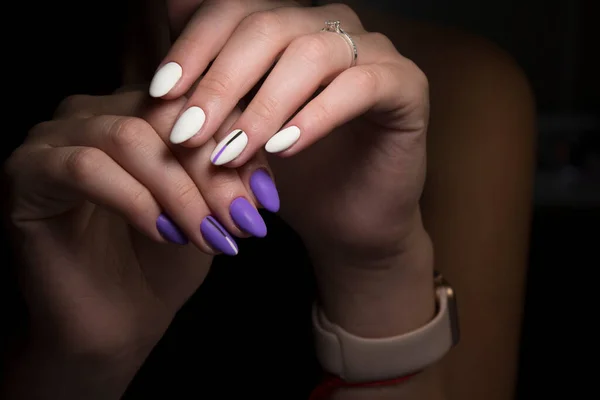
[200,216,238,256]
[249,170,280,213]
[156,213,188,245]
[230,198,267,237]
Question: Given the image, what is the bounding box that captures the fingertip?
[264,126,301,154]
[156,213,189,245]
[249,169,280,213]
[169,106,207,145]
[149,62,183,98]
[210,130,248,166]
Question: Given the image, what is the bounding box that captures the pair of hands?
[5,0,430,359]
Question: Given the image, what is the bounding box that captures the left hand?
[157,0,431,281]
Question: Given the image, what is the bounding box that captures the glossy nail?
[149,62,183,98]
[265,126,300,153]
[170,106,206,144]
[229,198,267,237]
[210,129,248,165]
[249,170,280,213]
[200,216,238,256]
[156,213,188,245]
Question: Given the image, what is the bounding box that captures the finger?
[269,57,429,157]
[10,146,168,244]
[167,6,338,146]
[40,116,239,255]
[141,100,269,238]
[211,111,280,214]
[150,1,269,99]
[239,156,281,214]
[208,30,357,167]
[52,91,148,120]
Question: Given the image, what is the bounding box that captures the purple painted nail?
[200,216,238,256]
[230,198,267,238]
[249,170,280,213]
[156,213,188,245]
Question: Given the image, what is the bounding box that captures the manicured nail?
[149,62,183,98]
[249,170,280,213]
[210,129,248,165]
[156,213,188,245]
[200,216,238,256]
[229,198,267,237]
[265,126,301,153]
[170,106,206,144]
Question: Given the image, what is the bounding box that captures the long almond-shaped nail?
[156,213,188,245]
[200,216,238,256]
[249,170,280,213]
[265,126,300,153]
[210,129,248,165]
[149,62,183,98]
[229,198,267,237]
[170,107,206,144]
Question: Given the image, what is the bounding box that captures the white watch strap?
[312,286,454,383]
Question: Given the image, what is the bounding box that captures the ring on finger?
[320,20,358,68]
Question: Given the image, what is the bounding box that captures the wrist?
[313,219,435,338]
[3,334,152,400]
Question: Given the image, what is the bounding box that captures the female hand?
[160,0,434,335]
[3,89,276,397]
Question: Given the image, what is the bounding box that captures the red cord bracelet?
[308,372,420,400]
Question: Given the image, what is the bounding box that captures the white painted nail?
[210,130,248,165]
[265,126,301,153]
[170,107,206,144]
[149,62,183,98]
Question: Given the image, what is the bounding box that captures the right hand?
[4,88,275,357]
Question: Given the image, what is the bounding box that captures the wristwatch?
[312,271,460,383]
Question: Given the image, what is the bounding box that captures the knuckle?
[64,147,105,183]
[402,60,430,104]
[369,31,395,52]
[241,10,282,39]
[292,34,330,67]
[197,69,235,98]
[352,65,380,95]
[246,95,280,123]
[54,94,91,118]
[220,0,248,16]
[26,120,55,141]
[311,100,334,128]
[127,185,153,214]
[106,116,152,150]
[172,180,200,211]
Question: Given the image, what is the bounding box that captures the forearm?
[314,222,446,400]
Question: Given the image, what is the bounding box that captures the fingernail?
[210,129,248,165]
[156,213,188,245]
[250,170,280,213]
[149,62,183,98]
[200,216,238,256]
[170,106,206,144]
[265,126,301,153]
[229,198,267,237]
